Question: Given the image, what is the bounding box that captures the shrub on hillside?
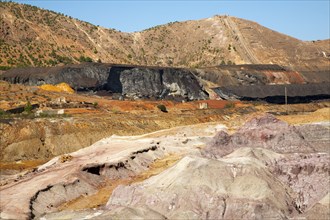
[157,104,168,113]
[224,102,235,109]
[24,101,33,113]
[78,55,93,63]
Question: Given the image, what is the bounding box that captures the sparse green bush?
[24,101,33,113]
[79,55,93,62]
[157,104,168,113]
[0,66,11,70]
[93,102,98,108]
[0,109,7,117]
[224,102,235,109]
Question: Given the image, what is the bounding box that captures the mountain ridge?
[0,2,329,70]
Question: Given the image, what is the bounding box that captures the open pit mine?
[0,3,329,219]
[0,62,329,220]
[0,113,329,219]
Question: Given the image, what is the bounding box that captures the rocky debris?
[269,153,330,213]
[29,176,99,219]
[213,83,330,103]
[296,123,330,152]
[1,64,209,101]
[1,63,110,89]
[234,149,330,218]
[59,154,73,163]
[196,65,330,86]
[5,104,39,114]
[3,63,330,103]
[203,114,317,158]
[195,64,330,103]
[304,193,330,220]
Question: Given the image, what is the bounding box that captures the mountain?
[0,2,329,70]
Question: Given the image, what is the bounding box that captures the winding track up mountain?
[0,2,329,70]
[221,16,260,64]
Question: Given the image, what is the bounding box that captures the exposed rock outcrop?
[3,63,329,103]
[104,66,208,100]
[195,64,330,103]
[1,63,109,89]
[213,83,330,104]
[1,64,208,100]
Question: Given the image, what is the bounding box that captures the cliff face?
[194,64,330,103]
[0,63,110,89]
[196,65,330,87]
[213,83,330,104]
[2,63,330,102]
[1,63,209,101]
[106,66,208,100]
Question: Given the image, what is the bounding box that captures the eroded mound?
[203,114,318,158]
[105,155,296,219]
[1,115,329,220]
[103,146,329,219]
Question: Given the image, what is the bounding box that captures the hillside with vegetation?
[0,1,329,70]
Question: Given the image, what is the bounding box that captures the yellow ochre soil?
[278,108,330,125]
[39,83,75,94]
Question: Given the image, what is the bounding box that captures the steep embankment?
[0,63,208,100]
[194,64,330,103]
[2,63,329,102]
[1,106,245,163]
[1,2,329,70]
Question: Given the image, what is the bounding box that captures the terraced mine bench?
[213,83,330,104]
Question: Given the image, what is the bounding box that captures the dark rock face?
[105,66,208,100]
[1,64,208,100]
[195,64,330,104]
[197,65,330,87]
[1,63,110,89]
[213,83,330,104]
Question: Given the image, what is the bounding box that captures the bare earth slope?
[0,113,329,219]
[1,2,329,70]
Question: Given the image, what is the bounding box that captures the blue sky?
[9,0,330,41]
